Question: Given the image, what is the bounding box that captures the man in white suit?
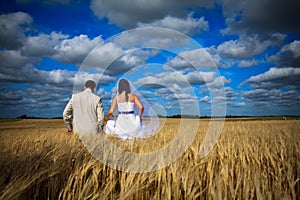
[63,80,104,135]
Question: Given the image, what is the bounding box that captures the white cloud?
[73,71,115,87]
[232,102,246,107]
[165,48,217,70]
[136,71,191,88]
[200,95,210,103]
[267,40,300,67]
[81,43,158,75]
[217,33,286,59]
[0,12,106,68]
[136,70,229,90]
[238,59,258,68]
[138,14,209,35]
[118,49,158,69]
[113,27,190,50]
[243,89,300,107]
[280,40,300,57]
[46,69,74,84]
[95,87,112,100]
[224,87,238,100]
[0,89,23,101]
[165,93,193,101]
[207,76,231,88]
[243,67,300,89]
[53,34,104,64]
[0,64,39,83]
[0,12,32,50]
[205,46,235,68]
[0,61,115,88]
[0,84,68,118]
[0,50,36,70]
[91,0,214,28]
[0,61,116,118]
[21,32,68,57]
[80,42,123,71]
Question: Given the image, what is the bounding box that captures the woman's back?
[105,79,153,138]
[118,101,135,112]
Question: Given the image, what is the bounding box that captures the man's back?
[63,86,104,135]
[73,88,100,134]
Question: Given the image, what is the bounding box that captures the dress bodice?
[117,102,135,112]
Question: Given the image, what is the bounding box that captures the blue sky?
[0,0,299,118]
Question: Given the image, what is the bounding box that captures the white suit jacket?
[63,88,104,135]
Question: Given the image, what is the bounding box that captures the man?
[63,80,104,135]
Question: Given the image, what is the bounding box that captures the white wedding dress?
[106,101,150,139]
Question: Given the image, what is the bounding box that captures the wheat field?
[0,118,299,199]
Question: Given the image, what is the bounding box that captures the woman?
[105,78,147,139]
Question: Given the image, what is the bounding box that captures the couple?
[63,78,156,139]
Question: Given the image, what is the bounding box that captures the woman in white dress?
[105,78,158,139]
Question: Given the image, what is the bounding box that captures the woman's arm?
[134,95,144,122]
[106,97,117,121]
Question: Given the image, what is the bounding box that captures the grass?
[0,118,299,199]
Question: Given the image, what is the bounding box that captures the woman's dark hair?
[118,78,131,102]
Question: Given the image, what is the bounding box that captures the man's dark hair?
[85,80,96,90]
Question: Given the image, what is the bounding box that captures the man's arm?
[63,98,73,132]
[96,98,104,132]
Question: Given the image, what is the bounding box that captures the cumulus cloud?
[78,42,123,71]
[0,12,104,66]
[243,67,300,89]
[92,0,300,34]
[243,89,300,108]
[0,64,74,85]
[91,0,214,28]
[80,42,158,75]
[224,87,237,100]
[0,50,37,71]
[21,32,68,57]
[228,102,246,107]
[105,49,159,75]
[238,59,258,68]
[267,40,300,67]
[165,48,217,70]
[0,83,74,118]
[0,32,110,94]
[217,33,286,59]
[0,62,115,88]
[206,76,231,88]
[0,64,40,83]
[52,34,104,64]
[136,70,229,90]
[113,27,190,50]
[136,71,192,88]
[0,64,115,117]
[0,12,32,50]
[205,46,236,68]
[0,10,117,116]
[0,89,23,102]
[138,14,209,35]
[200,95,211,103]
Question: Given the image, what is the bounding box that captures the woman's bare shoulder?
[128,93,137,101]
[128,93,137,97]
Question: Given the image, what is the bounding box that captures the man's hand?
[66,130,73,135]
[96,124,104,133]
